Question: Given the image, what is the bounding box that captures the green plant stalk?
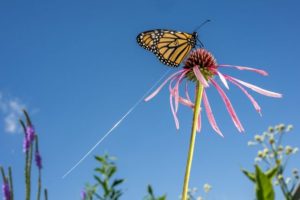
[8,167,14,200]
[44,189,48,200]
[25,148,29,200]
[20,119,30,200]
[0,166,5,181]
[181,82,204,200]
[25,144,33,200]
[37,169,41,200]
[36,135,42,200]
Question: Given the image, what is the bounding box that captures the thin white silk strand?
[62,69,171,179]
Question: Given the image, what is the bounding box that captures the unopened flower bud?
[286,125,293,132]
[268,126,274,133]
[258,150,264,158]
[254,135,264,142]
[269,135,275,144]
[275,124,285,133]
[293,147,299,154]
[248,141,256,146]
[293,168,299,175]
[203,184,212,193]
[276,159,281,165]
[263,148,269,155]
[285,146,293,155]
[255,157,262,163]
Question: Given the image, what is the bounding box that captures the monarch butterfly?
[136,20,210,67]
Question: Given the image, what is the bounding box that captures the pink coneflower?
[145,48,282,136]
[145,48,282,200]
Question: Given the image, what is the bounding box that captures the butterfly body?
[137,29,198,67]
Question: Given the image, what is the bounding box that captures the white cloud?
[0,92,26,134]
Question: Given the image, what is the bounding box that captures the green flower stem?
[29,142,33,200]
[8,167,14,200]
[25,143,33,200]
[36,136,41,200]
[25,149,29,200]
[37,169,41,200]
[44,189,48,200]
[0,166,5,181]
[20,119,30,200]
[182,82,204,200]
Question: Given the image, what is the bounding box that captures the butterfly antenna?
[193,19,211,32]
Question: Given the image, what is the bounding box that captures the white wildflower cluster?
[248,124,299,197]
[179,184,212,200]
[248,124,297,164]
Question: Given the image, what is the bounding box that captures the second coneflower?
[145,48,282,200]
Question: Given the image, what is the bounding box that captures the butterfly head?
[192,32,198,38]
[191,32,198,47]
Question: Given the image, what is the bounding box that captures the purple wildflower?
[23,137,30,152]
[23,125,35,152]
[26,125,35,143]
[35,151,42,170]
[80,190,87,200]
[2,181,11,200]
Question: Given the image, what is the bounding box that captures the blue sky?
[0,0,300,199]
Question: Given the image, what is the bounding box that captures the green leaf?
[95,156,105,164]
[158,195,167,200]
[147,185,154,196]
[114,190,123,200]
[109,156,117,161]
[94,175,103,185]
[112,179,124,188]
[242,168,256,182]
[94,176,110,195]
[23,109,32,126]
[95,167,105,175]
[255,165,275,200]
[107,166,117,179]
[266,165,279,179]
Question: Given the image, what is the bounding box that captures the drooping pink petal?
[169,77,180,129]
[226,77,262,115]
[185,81,191,102]
[169,76,194,109]
[203,90,224,137]
[218,64,268,76]
[172,76,180,112]
[217,71,229,89]
[169,93,179,129]
[211,79,244,132]
[226,76,282,98]
[174,70,189,112]
[197,109,201,132]
[145,69,186,102]
[193,66,209,87]
[178,96,194,108]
